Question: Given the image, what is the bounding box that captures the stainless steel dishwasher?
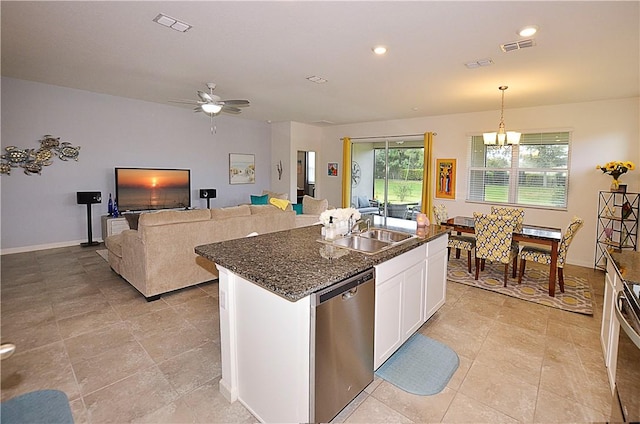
[310,269,375,424]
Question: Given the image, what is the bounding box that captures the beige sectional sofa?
[105,204,299,300]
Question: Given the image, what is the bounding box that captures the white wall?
[320,98,640,267]
[1,78,271,253]
[3,77,638,266]
[270,121,323,201]
[291,122,323,197]
[270,121,292,197]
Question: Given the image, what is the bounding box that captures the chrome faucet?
[347,216,371,235]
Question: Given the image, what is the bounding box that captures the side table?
[101,215,129,241]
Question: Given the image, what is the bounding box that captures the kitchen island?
[195,221,449,423]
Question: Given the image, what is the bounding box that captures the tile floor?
[1,244,613,423]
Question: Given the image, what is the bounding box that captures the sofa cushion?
[250,194,269,205]
[104,233,123,257]
[358,196,371,208]
[211,204,251,220]
[139,209,210,227]
[302,195,328,215]
[262,190,289,201]
[250,204,286,214]
[292,203,303,215]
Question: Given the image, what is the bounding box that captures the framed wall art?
[328,162,338,177]
[229,153,255,184]
[436,158,456,199]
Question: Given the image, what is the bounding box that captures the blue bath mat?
[375,333,459,395]
[1,389,74,424]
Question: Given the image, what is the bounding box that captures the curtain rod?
[341,133,436,141]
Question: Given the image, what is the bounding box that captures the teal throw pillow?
[250,194,269,205]
[292,203,303,215]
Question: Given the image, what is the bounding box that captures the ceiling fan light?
[201,103,222,114]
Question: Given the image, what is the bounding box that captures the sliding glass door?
[351,138,425,220]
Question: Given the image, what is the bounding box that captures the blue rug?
[1,389,74,424]
[375,333,459,396]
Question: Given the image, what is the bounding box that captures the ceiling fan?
[170,82,250,116]
[170,83,250,134]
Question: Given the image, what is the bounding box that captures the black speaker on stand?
[77,191,102,247]
[199,189,217,209]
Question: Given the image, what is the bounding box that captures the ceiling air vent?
[500,39,536,53]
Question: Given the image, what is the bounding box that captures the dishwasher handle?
[615,290,640,349]
[342,287,358,300]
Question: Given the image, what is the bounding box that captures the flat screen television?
[115,167,191,212]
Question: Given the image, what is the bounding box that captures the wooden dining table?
[444,216,563,296]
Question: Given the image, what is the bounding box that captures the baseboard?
[1,239,104,255]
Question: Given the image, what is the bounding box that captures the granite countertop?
[610,250,640,284]
[195,223,449,302]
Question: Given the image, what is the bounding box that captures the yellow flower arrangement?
[596,161,635,180]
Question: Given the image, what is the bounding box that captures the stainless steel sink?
[359,228,414,243]
[331,235,390,254]
[321,228,414,255]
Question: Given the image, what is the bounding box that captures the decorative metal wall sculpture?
[0,135,80,175]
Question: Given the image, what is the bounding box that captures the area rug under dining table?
[447,256,593,315]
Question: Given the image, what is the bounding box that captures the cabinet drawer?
[375,244,426,283]
[425,234,448,256]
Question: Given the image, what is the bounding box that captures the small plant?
[595,161,635,179]
[395,183,411,202]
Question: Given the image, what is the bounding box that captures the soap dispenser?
[326,216,336,240]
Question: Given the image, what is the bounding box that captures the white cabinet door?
[401,261,426,340]
[374,244,427,369]
[601,270,614,362]
[601,256,621,393]
[373,237,448,370]
[374,273,404,369]
[425,246,447,320]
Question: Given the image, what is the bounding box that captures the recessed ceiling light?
[372,46,387,55]
[518,25,538,37]
[153,13,192,33]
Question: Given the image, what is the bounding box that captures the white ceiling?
[2,1,638,126]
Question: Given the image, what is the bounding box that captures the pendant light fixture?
[483,86,521,146]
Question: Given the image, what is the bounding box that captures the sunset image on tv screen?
[116,168,190,211]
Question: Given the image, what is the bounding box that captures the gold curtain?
[342,137,352,208]
[421,132,434,219]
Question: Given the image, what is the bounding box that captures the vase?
[611,177,621,192]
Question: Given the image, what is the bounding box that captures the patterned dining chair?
[518,216,584,293]
[491,206,525,250]
[433,204,476,273]
[473,212,519,286]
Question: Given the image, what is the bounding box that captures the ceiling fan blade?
[222,106,242,114]
[197,90,213,102]
[169,99,202,105]
[220,100,250,107]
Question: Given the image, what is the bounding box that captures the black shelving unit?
[595,191,639,269]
